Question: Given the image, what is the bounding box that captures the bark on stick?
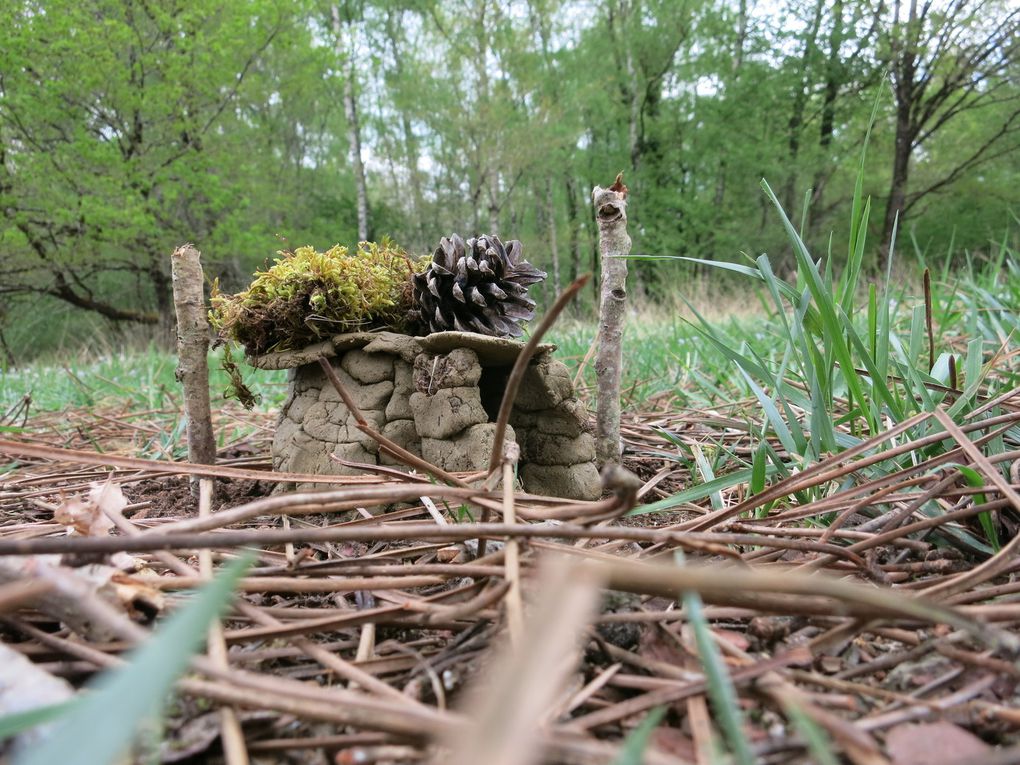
[592,175,631,468]
[171,244,217,484]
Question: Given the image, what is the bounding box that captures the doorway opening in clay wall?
[478,365,512,421]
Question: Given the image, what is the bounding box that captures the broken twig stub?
[171,244,217,484]
[592,174,631,467]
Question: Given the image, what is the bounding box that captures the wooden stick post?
[171,244,216,493]
[592,175,631,468]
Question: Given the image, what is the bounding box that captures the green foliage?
[2,0,1019,359]
[0,346,287,446]
[619,154,1019,555]
[210,239,425,355]
[677,551,754,765]
[777,696,839,765]
[0,702,79,741]
[611,706,667,765]
[0,0,320,330]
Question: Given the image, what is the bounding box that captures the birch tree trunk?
[171,244,216,492]
[592,176,631,468]
[332,4,369,242]
[384,8,426,248]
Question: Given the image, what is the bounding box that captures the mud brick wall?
[259,332,601,500]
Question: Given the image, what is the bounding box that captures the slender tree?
[879,0,1020,265]
[331,2,371,242]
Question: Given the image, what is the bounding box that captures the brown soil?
[124,476,275,519]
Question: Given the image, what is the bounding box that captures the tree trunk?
[332,4,369,243]
[151,262,174,343]
[881,99,913,267]
[711,0,747,230]
[544,178,561,296]
[881,0,919,270]
[783,0,823,213]
[607,1,642,175]
[488,171,500,233]
[565,175,582,284]
[734,0,748,70]
[593,176,631,468]
[384,9,426,249]
[170,244,216,495]
[809,0,845,230]
[0,325,16,368]
[344,60,369,243]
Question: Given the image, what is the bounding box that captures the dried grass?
[1,384,1019,764]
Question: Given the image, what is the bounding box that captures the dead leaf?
[53,497,96,536]
[650,726,695,760]
[886,721,989,765]
[713,627,750,652]
[89,482,127,528]
[53,482,127,538]
[609,172,628,197]
[639,625,690,667]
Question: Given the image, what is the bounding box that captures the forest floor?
[2,250,1019,763]
[1,358,1019,764]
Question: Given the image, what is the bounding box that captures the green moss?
[210,238,425,355]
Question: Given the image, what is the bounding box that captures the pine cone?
[411,233,546,337]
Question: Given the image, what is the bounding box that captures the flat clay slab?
[418,331,555,366]
[248,331,555,370]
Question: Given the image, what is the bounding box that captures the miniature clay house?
[249,330,602,500]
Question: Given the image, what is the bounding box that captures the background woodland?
[2,0,1018,358]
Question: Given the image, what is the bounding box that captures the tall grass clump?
[629,119,1019,536]
[0,346,288,415]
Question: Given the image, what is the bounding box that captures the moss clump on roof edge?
[210,238,426,356]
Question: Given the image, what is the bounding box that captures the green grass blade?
[611,706,667,765]
[840,196,871,316]
[838,308,906,420]
[808,374,836,458]
[799,187,812,239]
[876,292,891,396]
[778,696,840,765]
[908,304,925,369]
[737,368,803,458]
[625,255,764,280]
[16,552,254,765]
[868,284,878,360]
[848,86,882,269]
[631,465,779,515]
[677,552,754,765]
[661,254,814,317]
[0,701,79,741]
[756,254,824,336]
[950,463,998,552]
[751,441,768,496]
[947,337,1001,418]
[680,310,789,395]
[887,217,901,298]
[760,179,874,433]
[691,444,724,511]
